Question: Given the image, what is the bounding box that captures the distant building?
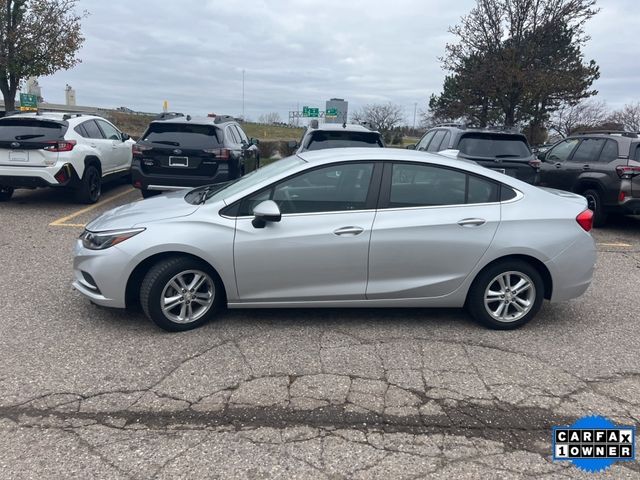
[65,84,76,106]
[26,77,43,102]
[325,98,348,124]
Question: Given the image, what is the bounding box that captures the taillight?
[133,144,152,157]
[616,165,640,179]
[576,209,593,232]
[204,148,231,160]
[43,140,76,152]
[619,191,627,202]
[528,159,541,169]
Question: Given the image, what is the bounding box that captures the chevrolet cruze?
[73,148,597,332]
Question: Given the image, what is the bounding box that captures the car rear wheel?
[140,256,222,332]
[75,165,101,204]
[0,187,14,202]
[467,260,544,330]
[141,189,162,199]
[582,189,607,227]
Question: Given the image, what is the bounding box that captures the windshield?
[458,133,531,158]
[306,131,383,150]
[142,122,222,149]
[203,156,305,203]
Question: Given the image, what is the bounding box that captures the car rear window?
[142,123,223,149]
[306,131,383,151]
[0,119,67,141]
[458,133,531,159]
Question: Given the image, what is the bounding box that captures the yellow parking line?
[49,188,135,227]
[597,242,632,248]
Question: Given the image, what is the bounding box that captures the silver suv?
[290,122,384,153]
[0,112,134,203]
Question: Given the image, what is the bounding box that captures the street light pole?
[242,69,245,120]
[413,102,417,131]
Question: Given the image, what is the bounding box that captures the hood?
[86,190,200,231]
[539,187,588,207]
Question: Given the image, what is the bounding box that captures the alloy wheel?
[160,270,215,324]
[483,271,536,323]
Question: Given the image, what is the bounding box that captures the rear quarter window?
[0,119,67,141]
[142,123,223,149]
[458,134,531,158]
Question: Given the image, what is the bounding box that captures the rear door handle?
[333,226,364,236]
[458,218,486,227]
[582,164,590,170]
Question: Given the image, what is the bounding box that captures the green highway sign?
[326,108,338,116]
[302,106,309,116]
[19,93,38,111]
[308,107,319,118]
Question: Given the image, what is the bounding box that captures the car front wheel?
[467,260,544,330]
[0,186,14,201]
[140,256,222,332]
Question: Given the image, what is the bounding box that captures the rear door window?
[306,131,383,150]
[458,134,531,158]
[96,120,122,141]
[233,125,248,143]
[142,123,223,149]
[82,120,105,139]
[226,126,241,144]
[426,130,447,152]
[569,138,605,163]
[0,118,67,142]
[598,139,618,163]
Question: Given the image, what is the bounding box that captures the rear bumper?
[475,161,539,184]
[131,161,232,191]
[617,198,640,215]
[545,233,597,303]
[0,164,78,188]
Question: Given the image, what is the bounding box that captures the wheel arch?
[83,155,102,177]
[469,254,553,301]
[125,251,227,309]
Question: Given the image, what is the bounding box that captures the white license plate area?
[169,156,189,167]
[9,150,28,162]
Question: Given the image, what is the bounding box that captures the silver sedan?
[72,148,597,332]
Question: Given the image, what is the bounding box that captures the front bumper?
[72,240,133,308]
[0,163,78,188]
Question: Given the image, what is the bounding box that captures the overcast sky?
[35,0,640,124]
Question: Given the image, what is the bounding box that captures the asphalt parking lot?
[1,186,639,479]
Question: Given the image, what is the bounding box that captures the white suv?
[0,112,134,203]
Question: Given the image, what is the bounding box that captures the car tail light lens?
[528,159,541,169]
[43,140,76,152]
[576,209,593,232]
[619,191,627,202]
[133,144,152,157]
[204,148,231,160]
[616,165,640,179]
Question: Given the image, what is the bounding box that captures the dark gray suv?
[411,124,540,184]
[537,131,640,226]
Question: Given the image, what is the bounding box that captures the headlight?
[80,228,145,250]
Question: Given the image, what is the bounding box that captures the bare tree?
[0,0,87,111]
[608,103,640,132]
[548,100,609,137]
[351,103,404,134]
[258,112,281,124]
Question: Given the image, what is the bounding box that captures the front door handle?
[582,164,590,170]
[554,162,562,168]
[458,218,486,227]
[333,226,364,236]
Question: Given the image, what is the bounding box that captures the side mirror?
[121,133,131,141]
[537,151,546,161]
[287,140,298,149]
[406,144,416,150]
[252,200,281,228]
[250,137,260,146]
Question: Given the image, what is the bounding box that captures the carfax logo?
[552,415,636,473]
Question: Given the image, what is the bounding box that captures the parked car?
[0,112,134,203]
[410,124,540,184]
[131,113,259,198]
[289,121,384,153]
[537,131,640,226]
[73,148,596,332]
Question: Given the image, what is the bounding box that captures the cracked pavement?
[1,187,639,478]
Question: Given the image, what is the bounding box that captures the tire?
[467,260,545,330]
[141,189,161,199]
[75,164,102,204]
[0,187,14,202]
[140,256,223,332]
[582,189,607,227]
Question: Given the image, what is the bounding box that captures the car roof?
[1,112,102,122]
[308,123,379,134]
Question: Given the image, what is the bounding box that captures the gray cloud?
[36,0,639,122]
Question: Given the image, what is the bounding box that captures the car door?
[367,162,500,299]
[415,130,436,152]
[538,138,581,190]
[80,120,116,174]
[96,119,131,172]
[233,162,381,302]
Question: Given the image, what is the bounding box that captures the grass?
[241,122,304,141]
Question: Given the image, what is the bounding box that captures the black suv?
[410,124,540,184]
[131,114,258,198]
[537,131,640,226]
